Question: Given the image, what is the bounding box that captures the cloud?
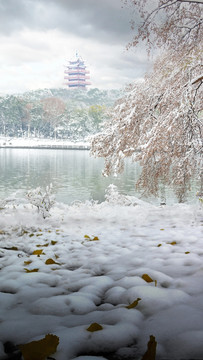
[0,0,134,42]
[0,0,151,94]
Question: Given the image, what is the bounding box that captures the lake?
[0,148,198,205]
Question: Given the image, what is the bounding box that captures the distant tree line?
[0,88,121,140]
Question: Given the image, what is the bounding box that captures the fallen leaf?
[86,323,103,332]
[24,268,39,273]
[24,260,32,265]
[51,241,57,245]
[29,234,34,237]
[185,251,190,254]
[4,246,18,251]
[168,241,177,245]
[160,229,164,231]
[92,236,99,241]
[36,234,43,237]
[33,249,44,256]
[84,235,90,239]
[36,243,49,247]
[84,235,99,241]
[142,274,154,283]
[157,244,162,247]
[141,335,157,360]
[45,258,59,265]
[18,334,59,360]
[126,298,141,309]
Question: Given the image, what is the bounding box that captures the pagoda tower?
[64,54,91,89]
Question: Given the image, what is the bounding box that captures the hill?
[0,88,122,140]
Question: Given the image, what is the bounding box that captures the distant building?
[64,54,91,89]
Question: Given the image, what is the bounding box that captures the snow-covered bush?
[27,184,55,218]
[105,184,137,206]
[0,199,7,210]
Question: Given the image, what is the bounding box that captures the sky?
[0,0,152,94]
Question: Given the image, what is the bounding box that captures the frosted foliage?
[91,43,203,200]
[105,184,138,206]
[0,199,7,210]
[124,0,203,53]
[27,184,55,218]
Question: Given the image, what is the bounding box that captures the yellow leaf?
[18,334,59,360]
[51,240,57,245]
[86,323,103,332]
[36,234,43,237]
[168,241,177,245]
[141,335,157,360]
[185,251,190,254]
[24,268,39,273]
[33,249,44,256]
[45,258,59,265]
[84,235,99,241]
[29,234,34,237]
[24,260,32,265]
[126,297,141,309]
[84,235,90,239]
[36,243,49,247]
[92,236,99,241]
[160,229,164,231]
[142,274,154,283]
[5,246,18,251]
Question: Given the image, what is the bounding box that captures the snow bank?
[0,136,90,149]
[0,195,202,359]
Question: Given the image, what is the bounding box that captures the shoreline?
[0,137,90,150]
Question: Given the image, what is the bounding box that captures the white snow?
[0,136,90,149]
[0,193,202,359]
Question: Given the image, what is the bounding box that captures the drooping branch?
[177,0,203,4]
[124,0,203,52]
[191,74,203,84]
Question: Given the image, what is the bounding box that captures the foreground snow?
[0,195,202,360]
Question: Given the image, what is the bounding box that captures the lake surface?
[0,148,142,204]
[0,148,198,205]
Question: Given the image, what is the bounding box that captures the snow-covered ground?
[0,136,90,149]
[0,189,202,360]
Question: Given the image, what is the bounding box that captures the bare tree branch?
[177,0,203,4]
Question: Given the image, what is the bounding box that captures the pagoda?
[64,54,91,89]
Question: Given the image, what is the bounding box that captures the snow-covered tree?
[42,97,66,139]
[124,0,203,53]
[91,1,202,201]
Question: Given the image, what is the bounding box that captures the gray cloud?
[0,0,136,44]
[0,0,150,93]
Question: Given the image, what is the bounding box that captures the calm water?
[0,148,198,205]
[0,148,143,204]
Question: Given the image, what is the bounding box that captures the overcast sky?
[0,0,151,94]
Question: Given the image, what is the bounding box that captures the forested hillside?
[0,88,121,140]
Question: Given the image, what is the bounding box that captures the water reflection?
[0,148,141,204]
[0,148,198,204]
